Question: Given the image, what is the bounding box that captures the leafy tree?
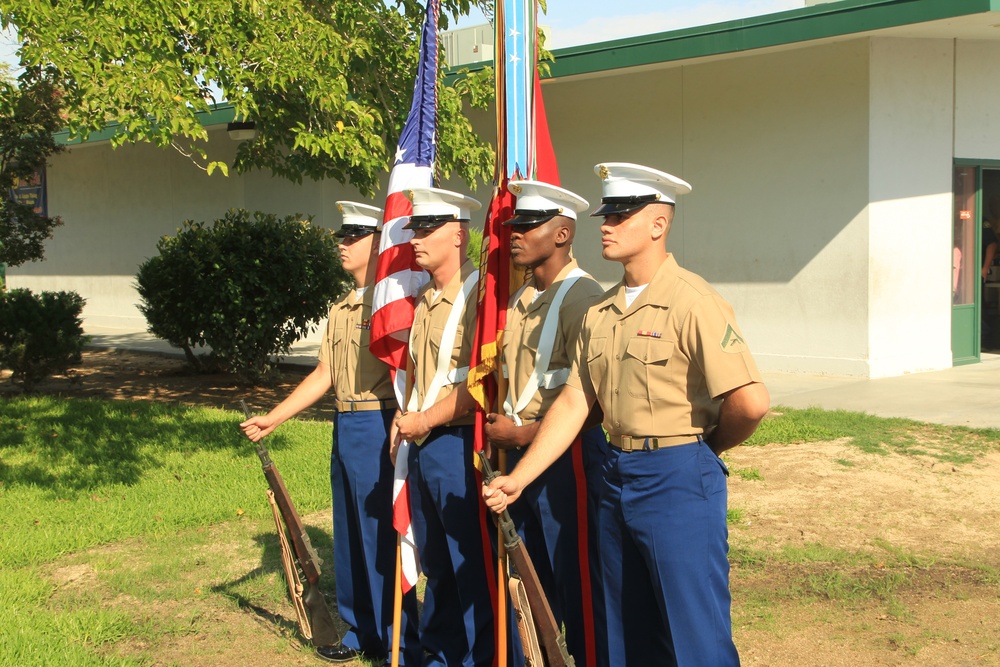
[0,70,64,268]
[1,1,495,194]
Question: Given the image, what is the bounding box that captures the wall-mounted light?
[227,121,257,141]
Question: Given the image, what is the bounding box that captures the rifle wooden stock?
[240,400,341,648]
[478,451,576,667]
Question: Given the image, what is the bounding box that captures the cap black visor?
[501,209,561,226]
[590,194,666,217]
[334,224,379,238]
[403,214,466,230]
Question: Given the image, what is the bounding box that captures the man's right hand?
[240,415,277,442]
[484,412,529,450]
[482,474,523,514]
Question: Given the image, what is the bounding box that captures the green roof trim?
[547,0,996,78]
[54,104,238,146]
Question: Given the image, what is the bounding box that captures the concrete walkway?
[762,354,1000,429]
[84,326,1000,430]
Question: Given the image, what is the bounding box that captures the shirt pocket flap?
[625,337,674,365]
[587,336,607,362]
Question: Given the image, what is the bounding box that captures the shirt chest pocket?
[623,337,674,398]
[430,323,464,365]
[357,329,370,349]
[585,336,608,393]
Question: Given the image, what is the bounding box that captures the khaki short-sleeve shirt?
[568,254,762,440]
[409,261,478,425]
[317,287,394,403]
[502,260,604,421]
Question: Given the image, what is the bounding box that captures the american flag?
[369,0,440,594]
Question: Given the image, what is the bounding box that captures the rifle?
[478,451,576,667]
[240,400,341,649]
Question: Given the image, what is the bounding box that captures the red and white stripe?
[372,163,430,594]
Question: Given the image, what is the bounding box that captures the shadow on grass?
[211,524,342,645]
[0,395,299,492]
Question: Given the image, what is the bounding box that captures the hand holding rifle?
[239,400,342,652]
[478,451,576,667]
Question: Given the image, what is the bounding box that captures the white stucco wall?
[681,40,872,376]
[867,37,955,378]
[513,40,873,375]
[954,41,1000,160]
[7,126,373,342]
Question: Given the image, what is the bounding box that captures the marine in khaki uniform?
[240,202,419,665]
[389,188,510,667]
[484,164,771,667]
[483,180,607,667]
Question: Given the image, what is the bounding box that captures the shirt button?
[614,388,619,394]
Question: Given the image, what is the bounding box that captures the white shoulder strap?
[408,270,479,412]
[504,268,588,424]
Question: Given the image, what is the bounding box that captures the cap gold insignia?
[557,207,564,214]
[337,203,344,213]
[598,165,610,179]
[510,183,522,194]
[406,189,414,200]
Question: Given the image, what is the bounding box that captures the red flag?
[371,0,440,594]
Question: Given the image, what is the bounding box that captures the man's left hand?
[396,411,431,443]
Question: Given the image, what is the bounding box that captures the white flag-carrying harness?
[407,270,479,414]
[390,270,478,595]
[503,268,589,426]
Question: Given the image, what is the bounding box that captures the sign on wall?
[9,167,48,217]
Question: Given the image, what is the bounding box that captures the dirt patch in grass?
[727,441,1000,666]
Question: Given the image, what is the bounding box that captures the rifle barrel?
[477,451,576,666]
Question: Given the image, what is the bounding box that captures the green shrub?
[135,209,350,384]
[0,288,88,392]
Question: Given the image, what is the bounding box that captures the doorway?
[981,170,1000,352]
[952,164,1000,365]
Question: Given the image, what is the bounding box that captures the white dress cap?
[504,180,590,223]
[404,187,483,229]
[334,201,384,237]
[591,162,692,217]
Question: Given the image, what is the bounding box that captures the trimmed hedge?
[135,209,350,384]
[0,288,88,392]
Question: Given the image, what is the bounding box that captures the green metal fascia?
[54,104,238,146]
[956,158,1000,167]
[546,0,996,78]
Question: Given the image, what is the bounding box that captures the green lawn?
[1,396,335,666]
[2,395,999,666]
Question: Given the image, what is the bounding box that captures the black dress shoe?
[315,643,360,663]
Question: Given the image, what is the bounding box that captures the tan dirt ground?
[6,348,1000,666]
